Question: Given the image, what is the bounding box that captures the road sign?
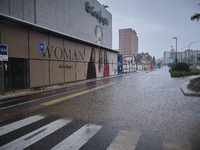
[39,42,46,90]
[39,42,46,51]
[0,44,8,61]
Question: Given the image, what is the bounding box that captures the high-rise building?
[119,28,138,60]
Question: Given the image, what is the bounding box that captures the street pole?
[173,37,177,63]
[188,41,198,64]
[39,42,46,90]
[42,51,45,90]
[1,61,4,95]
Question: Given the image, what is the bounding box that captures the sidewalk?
[0,74,125,100]
[181,75,200,96]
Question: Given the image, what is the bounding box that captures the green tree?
[145,55,152,61]
[102,4,109,8]
[152,56,155,65]
[135,53,142,63]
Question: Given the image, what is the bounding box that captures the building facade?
[163,49,200,65]
[0,0,118,93]
[181,49,200,64]
[163,49,176,64]
[119,28,138,61]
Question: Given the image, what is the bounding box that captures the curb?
[0,89,30,96]
[180,76,200,96]
[0,73,126,99]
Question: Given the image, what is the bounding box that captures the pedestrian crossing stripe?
[0,115,44,136]
[106,130,141,150]
[0,115,142,150]
[51,123,102,150]
[0,118,71,150]
[0,115,193,150]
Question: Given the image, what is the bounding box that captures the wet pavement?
[0,66,200,149]
[36,67,200,149]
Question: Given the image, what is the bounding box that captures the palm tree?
[191,3,200,21]
[191,13,200,21]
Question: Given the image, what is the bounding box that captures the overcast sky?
[97,0,200,58]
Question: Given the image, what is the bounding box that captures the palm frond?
[191,13,200,21]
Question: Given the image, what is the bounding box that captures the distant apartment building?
[119,28,138,61]
[181,49,200,64]
[164,49,200,64]
[163,51,171,64]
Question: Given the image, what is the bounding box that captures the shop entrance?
[1,58,29,93]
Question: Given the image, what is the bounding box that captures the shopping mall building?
[0,0,119,94]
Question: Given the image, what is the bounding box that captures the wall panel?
[50,61,64,84]
[1,24,28,58]
[29,31,48,59]
[30,60,49,87]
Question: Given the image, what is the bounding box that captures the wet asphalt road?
[1,67,200,150]
[36,66,200,150]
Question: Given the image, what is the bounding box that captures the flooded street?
[37,67,200,149]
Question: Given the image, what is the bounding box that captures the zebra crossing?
[0,115,141,150]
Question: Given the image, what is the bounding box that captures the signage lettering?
[85,1,109,26]
[0,48,7,55]
[43,46,84,61]
[54,47,62,59]
[0,44,8,61]
[59,64,73,69]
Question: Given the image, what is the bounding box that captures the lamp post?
[188,41,198,64]
[173,37,177,63]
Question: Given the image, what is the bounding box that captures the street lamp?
[188,41,198,64]
[173,37,177,63]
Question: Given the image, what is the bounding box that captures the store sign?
[43,46,84,61]
[59,64,73,69]
[0,44,8,61]
[85,1,109,26]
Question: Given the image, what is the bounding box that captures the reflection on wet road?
[37,67,200,149]
[1,67,199,149]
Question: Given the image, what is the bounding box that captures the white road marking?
[0,119,71,150]
[107,130,141,150]
[51,123,102,150]
[0,115,44,136]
